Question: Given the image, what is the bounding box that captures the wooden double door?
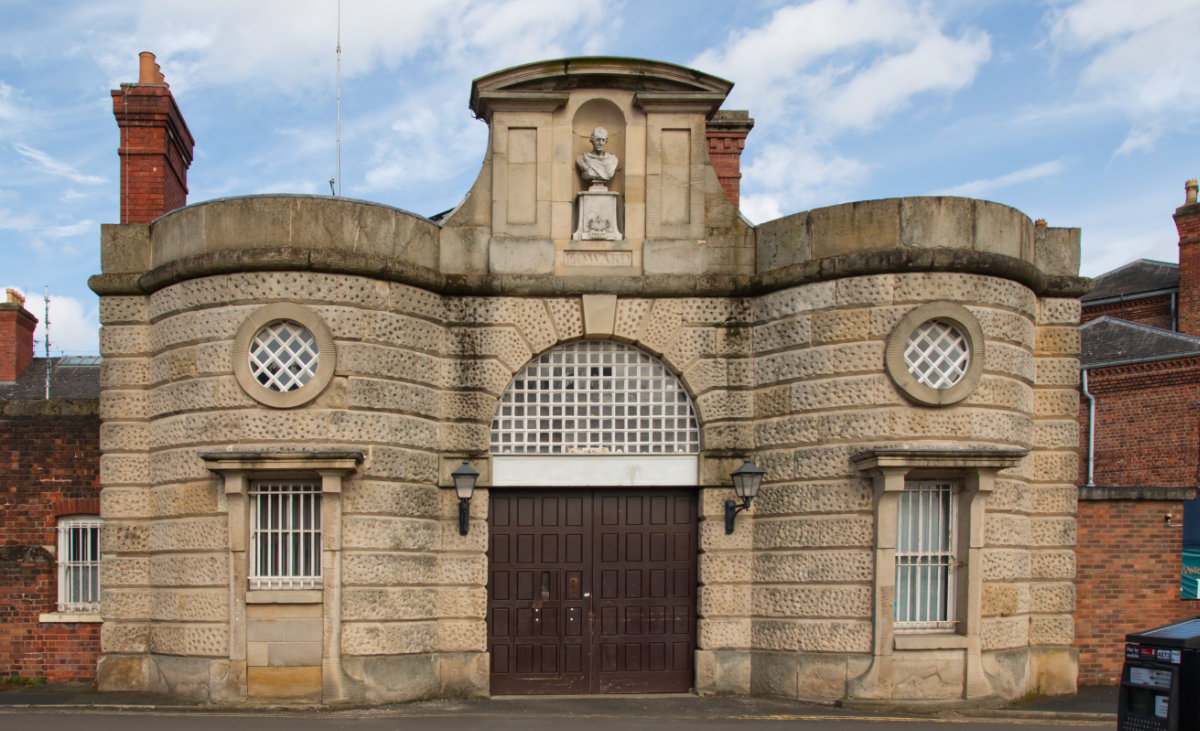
[487,488,697,694]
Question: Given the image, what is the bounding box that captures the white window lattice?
[248,321,319,392]
[57,516,101,613]
[249,481,322,590]
[904,320,970,389]
[895,480,958,630]
[490,341,699,455]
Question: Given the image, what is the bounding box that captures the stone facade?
[88,57,1086,703]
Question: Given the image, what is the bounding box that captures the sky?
[2,0,1199,355]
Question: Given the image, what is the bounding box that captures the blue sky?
[2,0,1199,355]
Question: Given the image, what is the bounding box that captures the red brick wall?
[1175,204,1200,336]
[1079,358,1200,487]
[1081,294,1175,330]
[111,84,194,224]
[0,306,37,383]
[0,403,102,681]
[1076,497,1197,684]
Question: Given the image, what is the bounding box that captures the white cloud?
[8,288,100,356]
[1050,0,1200,154]
[42,220,96,239]
[934,160,1065,197]
[0,207,38,231]
[12,143,106,185]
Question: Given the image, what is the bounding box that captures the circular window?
[233,304,336,408]
[885,302,984,406]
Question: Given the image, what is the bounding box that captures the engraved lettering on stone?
[563,251,632,268]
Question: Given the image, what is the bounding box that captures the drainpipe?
[1082,368,1095,486]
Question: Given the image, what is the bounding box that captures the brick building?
[0,289,102,681]
[1075,184,1200,684]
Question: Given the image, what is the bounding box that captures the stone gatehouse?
[90,55,1086,704]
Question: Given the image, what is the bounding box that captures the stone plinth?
[573,190,622,241]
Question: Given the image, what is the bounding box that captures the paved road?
[0,696,1115,730]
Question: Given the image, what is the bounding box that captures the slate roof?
[1082,259,1178,302]
[0,357,101,400]
[1080,316,1200,367]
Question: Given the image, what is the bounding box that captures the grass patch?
[0,675,46,688]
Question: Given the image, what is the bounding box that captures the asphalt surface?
[0,683,1120,729]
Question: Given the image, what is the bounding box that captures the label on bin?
[1156,695,1169,719]
[1130,667,1172,689]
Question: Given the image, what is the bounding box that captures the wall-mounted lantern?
[725,459,765,534]
[451,461,479,535]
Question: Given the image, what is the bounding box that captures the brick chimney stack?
[0,288,38,383]
[111,52,195,224]
[1176,178,1200,335]
[706,110,754,210]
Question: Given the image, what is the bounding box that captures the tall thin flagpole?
[335,0,342,197]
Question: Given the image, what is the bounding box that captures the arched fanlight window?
[490,341,699,455]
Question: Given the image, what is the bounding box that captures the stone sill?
[39,611,101,623]
[247,590,323,604]
[894,633,968,651]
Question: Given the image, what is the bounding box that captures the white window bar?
[489,340,700,455]
[249,481,322,590]
[57,516,102,613]
[904,320,970,389]
[248,320,320,392]
[895,480,957,630]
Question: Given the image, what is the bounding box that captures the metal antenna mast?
[334,0,342,197]
[43,285,50,399]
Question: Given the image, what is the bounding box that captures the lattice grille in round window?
[904,320,970,389]
[248,321,320,392]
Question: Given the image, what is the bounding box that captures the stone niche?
[444,58,752,278]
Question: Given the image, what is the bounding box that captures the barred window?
[57,516,101,613]
[895,480,958,630]
[248,320,320,392]
[249,481,322,590]
[490,341,699,455]
[904,320,970,389]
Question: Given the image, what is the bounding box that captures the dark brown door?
[488,488,696,694]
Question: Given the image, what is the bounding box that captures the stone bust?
[576,126,618,190]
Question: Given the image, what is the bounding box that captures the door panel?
[487,488,696,694]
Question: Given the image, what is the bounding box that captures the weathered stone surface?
[100,296,150,324]
[694,389,754,422]
[434,555,488,587]
[752,618,872,652]
[637,299,684,356]
[697,618,751,649]
[360,310,444,353]
[1031,517,1076,547]
[103,588,151,620]
[662,327,717,373]
[346,653,438,703]
[101,324,151,357]
[1033,388,1080,419]
[101,454,150,486]
[362,447,437,483]
[149,553,228,586]
[101,555,149,587]
[1038,298,1081,326]
[101,621,149,654]
[810,309,869,345]
[1035,326,1081,357]
[102,486,153,519]
[969,307,1035,348]
[343,516,439,551]
[754,515,873,549]
[695,649,751,695]
[339,342,442,384]
[789,375,892,413]
[753,316,811,353]
[613,299,652,342]
[1029,615,1074,646]
[752,550,873,583]
[985,514,1032,546]
[1030,486,1077,515]
[343,587,437,621]
[981,616,1030,651]
[101,520,150,554]
[753,480,873,516]
[438,619,486,652]
[342,621,438,655]
[151,588,228,622]
[101,358,152,389]
[546,298,583,342]
[343,481,440,518]
[756,282,836,321]
[982,583,1030,617]
[343,551,438,586]
[836,276,894,307]
[436,587,487,618]
[150,482,219,517]
[750,586,871,618]
[148,517,228,552]
[1031,549,1076,579]
[987,480,1033,513]
[1035,357,1080,387]
[982,548,1032,581]
[349,378,440,417]
[984,342,1036,383]
[1031,582,1075,613]
[389,282,444,321]
[149,448,212,485]
[99,389,151,421]
[446,326,531,372]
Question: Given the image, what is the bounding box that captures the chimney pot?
[1187,179,1198,206]
[138,51,158,85]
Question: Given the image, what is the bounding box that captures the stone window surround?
[850,447,1026,700]
[885,302,985,407]
[200,450,363,702]
[39,514,104,624]
[232,303,336,409]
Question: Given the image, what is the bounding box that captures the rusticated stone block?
[969,306,1035,348]
[342,621,438,655]
[1030,486,1077,515]
[810,309,869,345]
[1034,357,1080,388]
[1031,517,1076,547]
[694,389,753,422]
[101,421,150,452]
[697,618,751,649]
[698,516,753,552]
[101,324,151,357]
[146,518,227,554]
[755,282,835,321]
[1029,615,1074,646]
[339,342,442,384]
[752,550,873,583]
[101,486,152,518]
[446,327,531,372]
[102,520,150,554]
[444,358,512,394]
[751,618,872,652]
[101,555,149,587]
[151,588,228,622]
[1031,582,1075,613]
[984,342,1036,383]
[755,385,790,419]
[637,299,684,356]
[103,588,151,620]
[963,375,1033,412]
[1035,326,1081,356]
[343,587,437,621]
[614,298,651,342]
[755,414,818,447]
[1034,388,1080,419]
[683,354,754,395]
[700,421,754,451]
[360,310,444,353]
[987,480,1033,513]
[1038,298,1081,326]
[101,621,149,654]
[362,446,437,483]
[100,295,150,324]
[343,515,438,551]
[981,615,1030,651]
[343,551,437,586]
[227,271,389,309]
[101,358,152,389]
[149,623,229,657]
[981,548,1032,581]
[792,445,858,481]
[867,305,912,339]
[698,585,752,616]
[149,553,228,586]
[753,515,873,550]
[389,281,444,321]
[753,480,873,516]
[791,375,891,413]
[982,583,1029,617]
[662,327,717,373]
[150,482,219,517]
[1031,549,1076,579]
[753,315,811,353]
[752,586,872,619]
[99,390,151,421]
[835,275,894,306]
[175,276,233,312]
[1024,451,1078,484]
[682,298,751,325]
[985,513,1032,546]
[435,555,488,587]
[195,342,232,376]
[436,587,487,618]
[545,298,583,342]
[438,619,486,652]
[349,378,440,417]
[343,481,440,518]
[697,552,752,584]
[149,448,212,485]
